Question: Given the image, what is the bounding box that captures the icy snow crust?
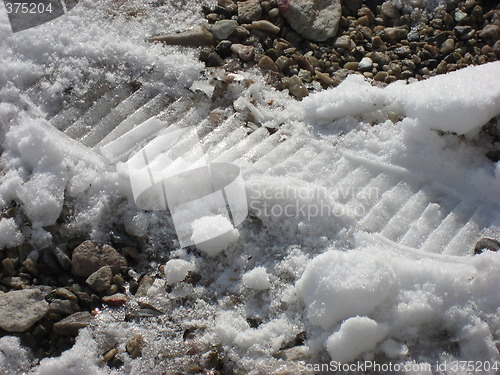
[1,1,500,374]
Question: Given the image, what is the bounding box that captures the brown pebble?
[103,348,118,363]
[286,75,308,99]
[258,56,279,72]
[344,62,359,70]
[374,71,388,81]
[102,293,127,307]
[127,334,144,359]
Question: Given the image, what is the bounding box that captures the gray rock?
[210,20,238,40]
[248,20,280,34]
[48,299,80,315]
[71,241,127,278]
[149,25,215,46]
[53,311,94,336]
[238,0,262,23]
[86,266,113,292]
[286,75,308,99]
[282,0,342,42]
[358,57,373,71]
[0,289,49,332]
[381,1,400,19]
[298,69,313,83]
[494,40,500,58]
[474,238,500,255]
[334,35,352,49]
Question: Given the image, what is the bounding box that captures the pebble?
[282,0,342,42]
[86,266,113,292]
[48,299,80,315]
[71,241,127,278]
[126,334,144,359]
[358,56,373,71]
[216,40,233,58]
[52,247,72,270]
[238,0,262,23]
[150,25,215,46]
[0,289,49,332]
[440,38,455,55]
[334,35,352,49]
[53,311,94,336]
[344,61,359,70]
[210,20,238,40]
[258,55,279,72]
[55,287,78,302]
[230,44,255,61]
[286,75,308,99]
[381,1,399,19]
[474,238,500,255]
[479,25,499,40]
[102,293,127,307]
[247,20,280,34]
[298,69,312,83]
[275,56,292,72]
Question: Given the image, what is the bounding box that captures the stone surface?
[48,299,80,315]
[53,311,94,336]
[282,0,342,42]
[230,43,255,61]
[126,334,144,359]
[0,289,49,332]
[86,266,113,292]
[149,25,215,46]
[479,25,499,40]
[258,55,279,72]
[102,293,127,307]
[248,20,280,34]
[71,241,127,278]
[440,38,455,55]
[238,0,262,23]
[474,238,500,255]
[286,75,308,99]
[210,20,238,40]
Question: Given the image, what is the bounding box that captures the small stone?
[126,334,144,359]
[102,293,127,307]
[231,44,255,61]
[381,27,406,42]
[0,289,49,332]
[474,238,500,255]
[440,38,455,55]
[371,35,384,48]
[493,40,500,58]
[454,9,468,23]
[55,287,78,302]
[381,1,399,19]
[258,56,279,72]
[216,40,233,58]
[199,50,224,67]
[238,0,262,23]
[334,35,352,49]
[479,25,499,40]
[52,247,72,270]
[71,241,127,278]
[53,311,94,336]
[22,258,38,276]
[358,57,373,71]
[103,348,118,363]
[298,69,312,83]
[353,15,370,26]
[268,8,279,18]
[86,266,113,292]
[232,26,250,38]
[150,25,215,46]
[210,20,238,40]
[282,0,342,42]
[49,299,80,315]
[275,56,292,72]
[248,20,280,34]
[286,75,308,99]
[1,258,16,276]
[314,71,335,86]
[206,13,219,23]
[344,62,359,70]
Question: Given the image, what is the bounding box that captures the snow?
[305,61,500,135]
[0,218,23,248]
[0,0,499,373]
[242,266,271,290]
[191,214,240,257]
[163,258,196,285]
[326,316,388,363]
